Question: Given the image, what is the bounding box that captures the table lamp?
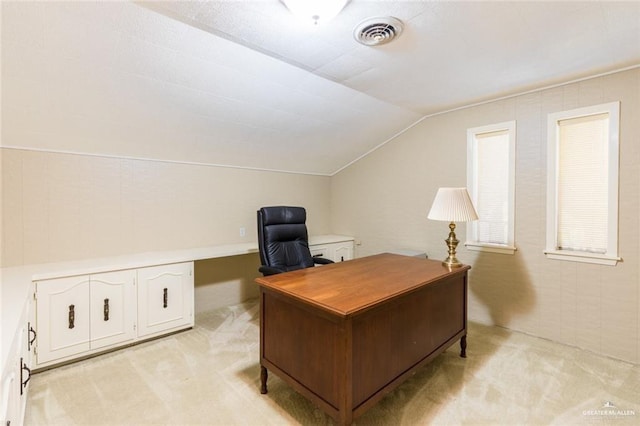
[427,187,479,268]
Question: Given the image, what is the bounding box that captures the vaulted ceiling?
[2,1,639,175]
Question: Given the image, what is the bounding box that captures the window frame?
[465,120,517,255]
[544,101,620,266]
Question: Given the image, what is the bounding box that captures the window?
[466,121,516,254]
[545,102,620,265]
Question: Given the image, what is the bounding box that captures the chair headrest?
[259,206,306,226]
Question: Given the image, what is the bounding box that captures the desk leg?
[460,335,467,358]
[260,365,268,394]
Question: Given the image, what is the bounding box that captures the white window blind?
[466,121,516,254]
[557,113,609,253]
[545,101,620,266]
[475,130,510,244]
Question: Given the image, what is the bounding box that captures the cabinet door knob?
[163,288,168,308]
[68,304,75,329]
[103,298,110,321]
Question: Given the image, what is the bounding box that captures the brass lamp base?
[442,221,464,268]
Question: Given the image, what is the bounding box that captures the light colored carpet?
[25,299,639,425]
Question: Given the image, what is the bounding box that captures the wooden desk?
[255,253,469,425]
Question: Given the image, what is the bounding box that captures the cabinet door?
[90,270,136,350]
[137,262,193,338]
[18,306,33,407]
[36,276,91,364]
[334,243,353,262]
[1,303,30,426]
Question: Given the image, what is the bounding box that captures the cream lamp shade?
[428,187,479,268]
[428,187,479,222]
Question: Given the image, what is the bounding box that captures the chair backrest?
[257,206,314,273]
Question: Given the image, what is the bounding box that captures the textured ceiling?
[144,0,640,114]
[2,1,639,175]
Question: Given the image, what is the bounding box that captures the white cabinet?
[36,275,90,364]
[89,271,136,350]
[35,270,135,365]
[1,295,33,426]
[137,263,193,338]
[333,243,353,262]
[34,263,193,369]
[1,368,18,426]
[309,239,354,263]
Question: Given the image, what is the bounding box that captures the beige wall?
[1,149,331,267]
[1,148,331,311]
[331,68,640,364]
[194,254,262,314]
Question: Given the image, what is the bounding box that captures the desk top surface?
[255,253,470,317]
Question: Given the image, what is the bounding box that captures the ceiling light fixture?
[282,0,349,26]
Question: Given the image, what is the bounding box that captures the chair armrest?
[313,257,334,265]
[259,265,285,276]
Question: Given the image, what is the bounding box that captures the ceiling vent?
[353,17,403,46]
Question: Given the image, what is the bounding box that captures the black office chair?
[257,206,333,276]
